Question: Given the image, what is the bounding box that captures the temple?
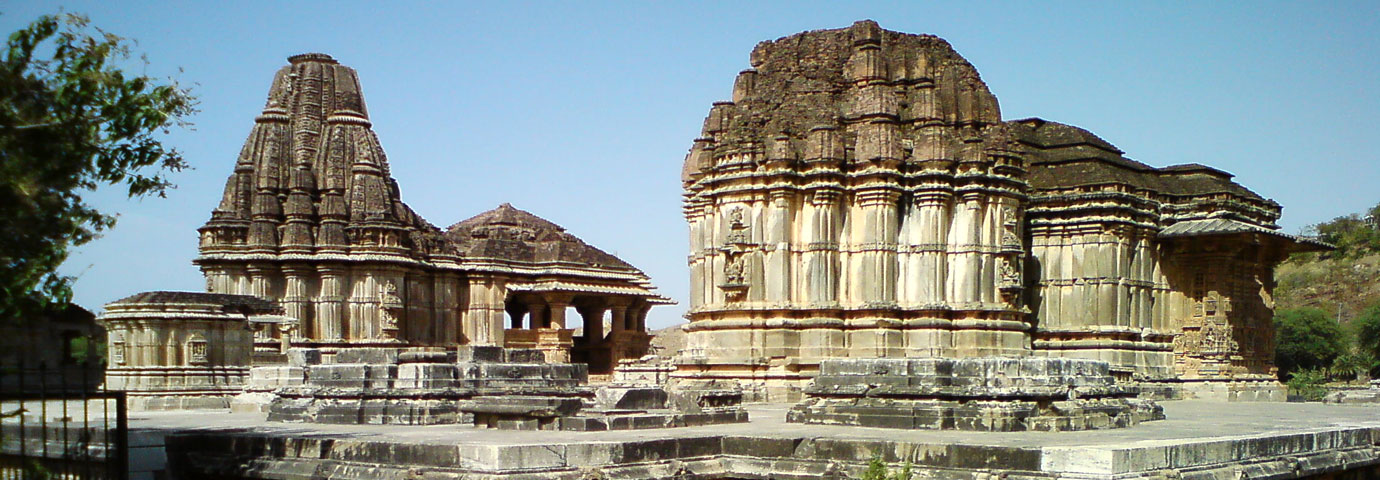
[446,203,672,371]
[188,53,669,371]
[55,20,1380,479]
[675,20,1326,402]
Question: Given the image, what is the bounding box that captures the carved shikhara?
[677,21,1327,402]
[193,54,671,370]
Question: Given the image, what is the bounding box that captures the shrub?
[1352,303,1380,375]
[861,456,913,480]
[1274,307,1349,380]
[1284,368,1329,401]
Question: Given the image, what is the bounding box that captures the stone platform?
[267,346,592,427]
[789,357,1164,431]
[262,346,748,431]
[125,401,1380,480]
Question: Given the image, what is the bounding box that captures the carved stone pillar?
[246,265,276,341]
[315,265,345,341]
[433,272,460,345]
[765,191,793,304]
[347,271,380,341]
[245,265,274,299]
[635,303,651,332]
[281,264,311,341]
[578,304,606,342]
[947,192,983,304]
[685,198,712,311]
[527,301,548,329]
[804,189,841,305]
[544,294,573,330]
[609,300,630,334]
[915,190,952,305]
[855,189,901,305]
[464,275,506,346]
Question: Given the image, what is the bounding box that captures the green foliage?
[860,456,912,480]
[0,13,195,324]
[1274,307,1349,380]
[1329,350,1374,381]
[1352,302,1380,375]
[1297,201,1380,261]
[1284,368,1329,401]
[66,334,104,364]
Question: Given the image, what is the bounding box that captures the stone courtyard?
[37,400,1380,479]
[11,19,1374,480]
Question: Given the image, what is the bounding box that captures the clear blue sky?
[5,1,1377,329]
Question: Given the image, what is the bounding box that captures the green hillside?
[1275,201,1380,321]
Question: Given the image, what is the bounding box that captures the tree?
[1299,200,1380,260]
[1273,307,1349,380]
[1352,302,1380,375]
[0,13,195,324]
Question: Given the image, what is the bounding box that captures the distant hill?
[1276,253,1380,322]
[1274,201,1380,323]
[649,324,686,357]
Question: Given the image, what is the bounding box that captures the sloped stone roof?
[445,203,637,272]
[107,291,281,314]
[1012,118,1269,202]
[682,20,1009,185]
[1158,218,1332,250]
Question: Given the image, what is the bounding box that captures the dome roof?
[682,20,1007,185]
[445,203,637,271]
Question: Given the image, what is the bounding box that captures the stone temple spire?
[191,52,668,351]
[196,53,459,346]
[678,20,1031,401]
[198,53,451,262]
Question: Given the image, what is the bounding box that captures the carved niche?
[110,336,126,366]
[725,207,751,245]
[379,279,404,336]
[718,207,755,300]
[187,334,209,365]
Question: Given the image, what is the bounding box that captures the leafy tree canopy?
[1299,201,1380,260]
[1273,307,1349,379]
[1351,303,1380,371]
[0,13,195,324]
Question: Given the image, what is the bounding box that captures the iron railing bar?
[60,361,69,480]
[40,362,48,461]
[0,363,6,476]
[103,375,113,480]
[84,363,92,480]
[114,393,127,480]
[17,356,25,476]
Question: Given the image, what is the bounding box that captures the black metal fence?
[0,360,127,480]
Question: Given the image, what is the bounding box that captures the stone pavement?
[129,400,1380,479]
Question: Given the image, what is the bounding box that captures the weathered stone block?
[453,346,505,363]
[595,386,668,410]
[286,348,323,367]
[333,348,399,364]
[505,348,546,363]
